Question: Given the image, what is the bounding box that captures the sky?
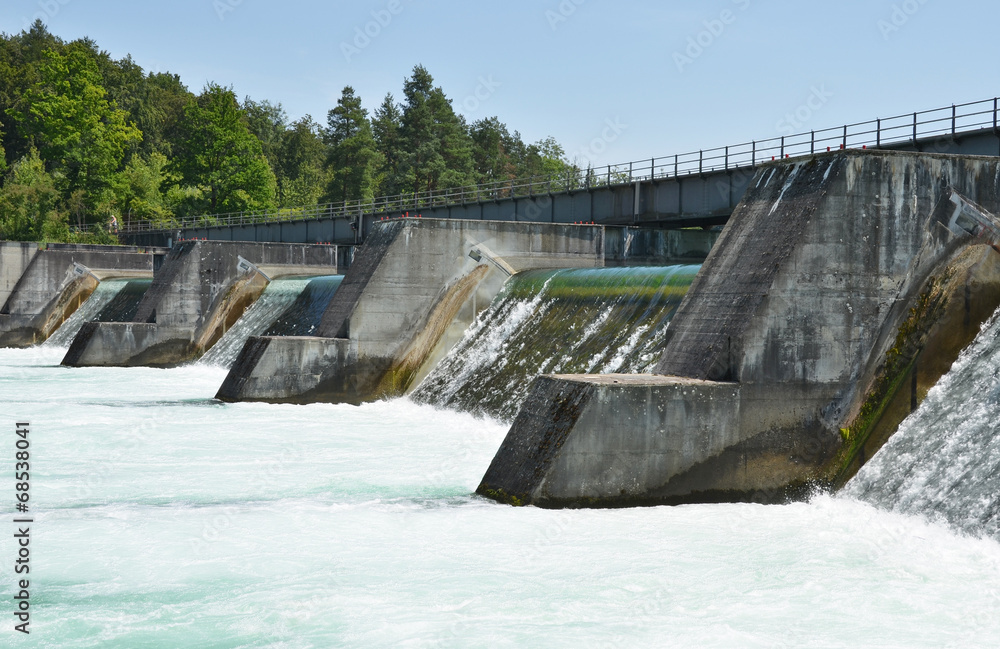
[3,0,998,168]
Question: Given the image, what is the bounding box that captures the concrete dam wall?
[478,150,1000,508]
[62,241,341,367]
[0,243,165,347]
[216,218,605,404]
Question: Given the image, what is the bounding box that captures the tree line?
[0,21,578,242]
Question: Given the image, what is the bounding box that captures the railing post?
[673,154,678,177]
[629,161,633,183]
[876,119,881,148]
[751,140,756,168]
[724,146,729,170]
[699,150,703,175]
[810,130,815,154]
[952,104,957,137]
[995,97,998,133]
[607,164,611,186]
[842,124,847,149]
[651,157,655,180]
[913,112,918,145]
[780,136,785,158]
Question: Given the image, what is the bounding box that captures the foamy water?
[2,345,998,647]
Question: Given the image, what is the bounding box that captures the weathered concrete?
[217,217,605,403]
[62,241,340,367]
[0,242,40,308]
[478,150,1000,507]
[0,244,164,347]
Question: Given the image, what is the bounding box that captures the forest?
[0,21,578,242]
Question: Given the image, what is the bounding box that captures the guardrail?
[104,96,1000,235]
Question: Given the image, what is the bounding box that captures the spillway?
[44,278,152,348]
[412,265,699,421]
[845,308,1000,539]
[200,275,343,368]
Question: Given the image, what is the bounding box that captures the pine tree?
[371,93,402,196]
[323,86,379,204]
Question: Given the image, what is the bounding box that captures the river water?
[2,343,999,648]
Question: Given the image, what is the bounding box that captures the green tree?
[371,93,403,195]
[0,21,64,165]
[323,86,379,203]
[136,72,194,158]
[10,44,141,223]
[111,151,174,223]
[169,83,276,215]
[242,97,286,175]
[396,65,475,195]
[470,117,519,184]
[277,115,328,207]
[0,149,66,240]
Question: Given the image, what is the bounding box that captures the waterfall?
[45,278,152,347]
[263,275,344,336]
[845,308,1000,539]
[200,275,343,368]
[411,265,700,422]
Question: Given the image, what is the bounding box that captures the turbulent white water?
[413,266,699,421]
[2,346,999,647]
[845,309,1000,539]
[43,279,150,348]
[200,276,342,368]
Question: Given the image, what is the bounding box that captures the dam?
[2,149,999,528]
[4,148,1000,646]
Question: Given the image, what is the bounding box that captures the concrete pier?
[62,241,340,367]
[478,150,1000,507]
[0,243,165,347]
[216,217,604,404]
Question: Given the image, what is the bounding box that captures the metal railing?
[110,96,1000,235]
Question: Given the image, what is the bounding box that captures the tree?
[470,117,518,184]
[111,152,173,223]
[323,86,379,203]
[10,44,141,223]
[0,149,66,240]
[137,72,194,157]
[277,115,328,207]
[169,83,276,215]
[242,97,286,175]
[0,21,64,164]
[396,65,475,195]
[371,93,403,196]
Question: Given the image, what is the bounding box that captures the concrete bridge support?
[0,243,165,347]
[62,241,341,367]
[478,150,1000,507]
[216,217,605,404]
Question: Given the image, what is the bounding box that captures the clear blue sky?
[4,0,998,167]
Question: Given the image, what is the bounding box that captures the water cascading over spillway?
[845,308,1000,539]
[200,275,343,368]
[263,274,344,336]
[412,265,700,421]
[44,278,152,347]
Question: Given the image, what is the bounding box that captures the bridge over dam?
[117,98,1000,250]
